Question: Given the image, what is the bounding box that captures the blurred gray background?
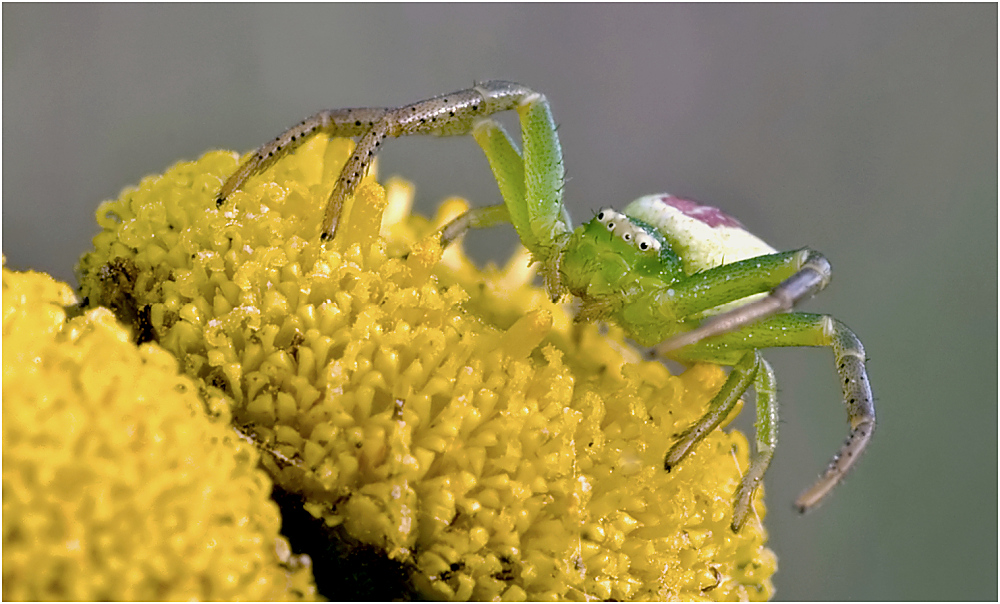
[4,4,995,600]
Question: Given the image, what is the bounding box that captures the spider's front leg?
[216,81,545,241]
[215,106,387,206]
[466,99,572,298]
[426,89,571,300]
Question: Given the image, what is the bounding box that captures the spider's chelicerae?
[217,81,875,531]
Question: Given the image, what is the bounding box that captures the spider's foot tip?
[215,197,225,208]
[319,232,333,242]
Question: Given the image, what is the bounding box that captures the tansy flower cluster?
[54,133,774,600]
[2,265,317,601]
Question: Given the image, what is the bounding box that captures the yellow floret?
[2,265,317,601]
[76,134,776,600]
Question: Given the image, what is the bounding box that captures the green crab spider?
[217,81,875,532]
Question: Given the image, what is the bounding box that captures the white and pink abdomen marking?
[624,194,776,275]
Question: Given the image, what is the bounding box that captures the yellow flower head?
[2,264,317,601]
[76,134,776,600]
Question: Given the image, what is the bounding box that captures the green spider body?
[559,196,782,352]
[561,211,684,331]
[218,81,876,532]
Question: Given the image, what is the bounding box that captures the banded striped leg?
[215,81,543,241]
[663,351,777,531]
[655,249,832,354]
[675,312,875,516]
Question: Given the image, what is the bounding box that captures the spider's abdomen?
[624,194,776,275]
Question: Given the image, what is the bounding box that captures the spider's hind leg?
[663,351,757,473]
[663,350,777,532]
[732,356,778,531]
[670,312,875,518]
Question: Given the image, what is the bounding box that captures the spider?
[217,81,875,532]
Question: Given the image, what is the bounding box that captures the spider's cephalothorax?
[556,206,681,328]
[217,81,875,531]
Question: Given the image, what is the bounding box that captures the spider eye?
[636,233,660,253]
[623,231,633,241]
